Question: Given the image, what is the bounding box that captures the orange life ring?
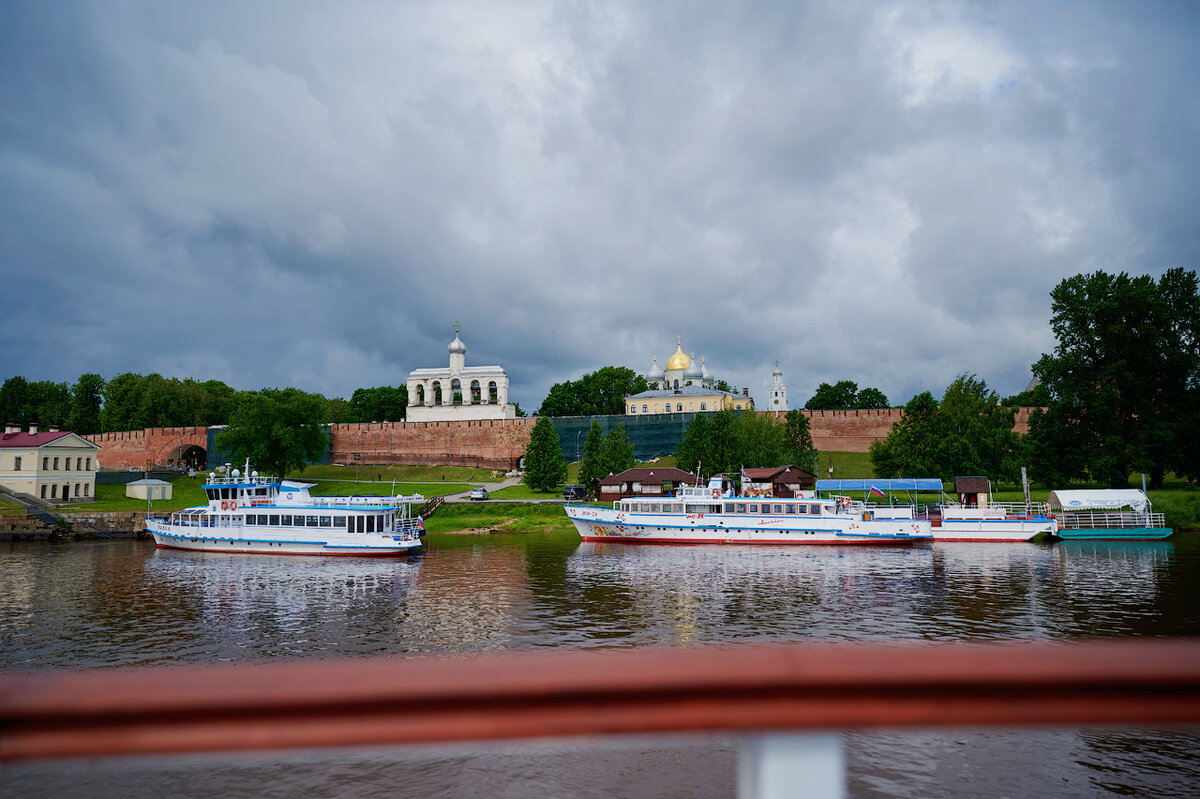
[220,500,227,511]
[838,496,851,508]
[711,488,720,499]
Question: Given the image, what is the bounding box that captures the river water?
[4,533,1200,798]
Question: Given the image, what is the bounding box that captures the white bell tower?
[769,362,788,411]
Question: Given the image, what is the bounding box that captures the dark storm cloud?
[1,1,1196,410]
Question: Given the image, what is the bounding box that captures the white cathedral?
[406,326,517,422]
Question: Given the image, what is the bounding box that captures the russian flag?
[868,485,886,499]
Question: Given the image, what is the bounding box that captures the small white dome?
[647,356,665,380]
[684,353,703,380]
[448,334,466,355]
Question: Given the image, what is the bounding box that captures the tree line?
[0,372,410,435]
[526,269,1200,492]
[869,269,1200,489]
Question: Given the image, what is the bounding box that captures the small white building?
[406,326,517,422]
[126,478,172,502]
[0,424,101,503]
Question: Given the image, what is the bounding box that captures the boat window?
[334,516,345,528]
[736,503,747,514]
[785,504,796,514]
[256,487,268,496]
[246,515,257,526]
[748,504,758,513]
[773,504,783,514]
[256,515,267,525]
[724,503,735,513]
[366,515,375,533]
[651,504,661,512]
[319,516,332,527]
[280,514,291,526]
[809,504,821,515]
[357,516,365,533]
[268,515,279,526]
[307,515,319,527]
[639,503,649,512]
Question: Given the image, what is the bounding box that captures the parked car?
[562,485,588,501]
[469,487,489,501]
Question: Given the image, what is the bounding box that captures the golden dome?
[665,339,691,372]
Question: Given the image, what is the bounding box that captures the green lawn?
[307,481,472,499]
[423,502,576,535]
[43,452,1200,531]
[489,484,565,500]
[285,463,503,483]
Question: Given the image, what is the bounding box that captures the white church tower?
[768,362,788,411]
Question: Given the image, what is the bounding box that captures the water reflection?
[3,534,1200,798]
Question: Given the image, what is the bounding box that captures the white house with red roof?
[0,423,101,504]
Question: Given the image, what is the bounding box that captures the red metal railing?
[3,639,1200,762]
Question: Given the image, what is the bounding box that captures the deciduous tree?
[1030,269,1200,487]
[69,373,105,434]
[539,366,649,416]
[805,381,889,410]
[215,388,329,479]
[783,409,817,473]
[100,372,145,432]
[870,376,1021,483]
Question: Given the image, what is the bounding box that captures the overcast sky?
[2,1,1197,411]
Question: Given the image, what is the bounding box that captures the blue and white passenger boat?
[564,476,931,546]
[146,462,425,557]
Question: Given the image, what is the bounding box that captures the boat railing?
[204,473,278,486]
[312,494,425,507]
[1056,510,1167,529]
[4,640,1200,799]
[987,500,1050,516]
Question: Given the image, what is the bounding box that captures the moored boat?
[146,462,425,557]
[818,478,1056,542]
[564,476,931,545]
[1047,489,1172,540]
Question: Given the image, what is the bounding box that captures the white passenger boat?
[564,477,931,546]
[818,478,1056,543]
[146,463,425,557]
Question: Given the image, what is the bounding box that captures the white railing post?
[738,732,844,799]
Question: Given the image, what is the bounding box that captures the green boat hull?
[1055,527,1172,540]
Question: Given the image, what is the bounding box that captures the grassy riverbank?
[424,502,577,535]
[31,452,1200,531]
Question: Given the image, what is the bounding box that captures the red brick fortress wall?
[85,427,209,470]
[786,407,1040,453]
[329,419,534,470]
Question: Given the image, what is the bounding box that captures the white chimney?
[4,422,18,435]
[28,424,37,434]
